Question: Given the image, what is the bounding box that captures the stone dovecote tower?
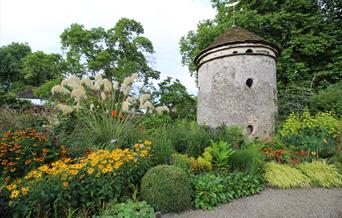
[195,26,279,137]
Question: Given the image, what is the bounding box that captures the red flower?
[111,110,118,118]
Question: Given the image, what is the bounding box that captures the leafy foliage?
[229,145,265,175]
[0,91,31,109]
[206,141,235,169]
[153,77,196,120]
[60,18,159,83]
[0,43,31,91]
[309,83,342,116]
[97,200,155,218]
[33,78,62,99]
[193,172,264,210]
[146,126,175,165]
[23,51,65,87]
[140,165,192,213]
[278,110,340,158]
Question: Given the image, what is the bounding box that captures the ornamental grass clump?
[297,161,342,188]
[4,141,152,217]
[51,73,169,149]
[265,162,311,189]
[140,165,192,213]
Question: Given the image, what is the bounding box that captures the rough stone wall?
[197,44,277,137]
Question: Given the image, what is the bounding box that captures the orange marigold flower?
[21,187,29,195]
[6,184,17,191]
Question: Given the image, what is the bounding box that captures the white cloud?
[0,0,215,94]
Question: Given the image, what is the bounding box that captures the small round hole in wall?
[247,125,254,135]
[246,78,253,88]
[233,51,238,54]
[246,49,253,53]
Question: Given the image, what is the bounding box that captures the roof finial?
[226,1,240,26]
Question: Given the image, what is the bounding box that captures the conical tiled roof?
[196,25,279,63]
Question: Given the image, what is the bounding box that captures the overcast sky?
[0,0,215,94]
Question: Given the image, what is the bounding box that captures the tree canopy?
[0,43,31,91]
[153,77,196,120]
[23,51,65,86]
[179,0,342,118]
[60,18,160,84]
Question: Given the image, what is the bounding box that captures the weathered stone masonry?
[196,26,279,137]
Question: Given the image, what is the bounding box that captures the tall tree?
[0,43,31,91]
[60,18,160,84]
[154,77,196,120]
[23,51,65,86]
[180,0,342,118]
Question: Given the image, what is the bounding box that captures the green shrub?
[33,78,62,99]
[140,165,192,213]
[331,153,342,174]
[206,140,235,169]
[192,149,213,172]
[171,153,192,173]
[278,110,340,159]
[193,172,264,210]
[297,161,342,188]
[0,108,38,131]
[265,162,311,189]
[0,91,31,109]
[171,152,212,174]
[279,110,340,137]
[213,125,244,147]
[229,145,265,175]
[149,127,175,165]
[309,83,342,117]
[193,173,229,210]
[97,200,155,218]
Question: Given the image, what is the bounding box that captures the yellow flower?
[91,159,98,166]
[69,169,78,175]
[140,150,148,157]
[63,181,69,187]
[114,161,123,169]
[21,187,29,195]
[73,164,83,169]
[87,168,94,174]
[144,140,152,145]
[6,184,17,191]
[40,165,49,172]
[33,172,42,179]
[101,168,108,174]
[10,190,20,199]
[61,174,68,180]
[311,151,317,156]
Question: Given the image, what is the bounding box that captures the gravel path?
[163,188,342,218]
